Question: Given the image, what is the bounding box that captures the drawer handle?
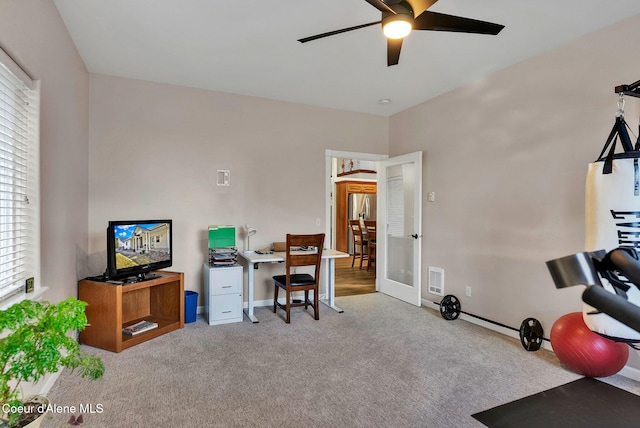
[222,311,232,314]
[222,285,232,288]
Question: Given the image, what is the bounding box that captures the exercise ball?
[550,312,629,378]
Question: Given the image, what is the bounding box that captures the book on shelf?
[122,320,158,336]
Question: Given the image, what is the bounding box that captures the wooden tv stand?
[78,271,184,353]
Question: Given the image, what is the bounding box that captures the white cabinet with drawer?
[203,264,243,325]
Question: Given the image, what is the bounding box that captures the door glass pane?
[385,163,414,286]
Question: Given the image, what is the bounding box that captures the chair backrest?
[364,220,376,242]
[363,220,376,234]
[349,220,364,242]
[284,233,325,281]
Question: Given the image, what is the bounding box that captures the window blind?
[0,49,37,301]
[386,176,404,237]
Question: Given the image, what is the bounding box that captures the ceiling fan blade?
[404,0,439,17]
[364,0,397,14]
[414,11,504,35]
[387,38,403,66]
[298,21,381,43]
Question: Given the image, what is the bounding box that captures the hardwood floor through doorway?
[335,256,376,297]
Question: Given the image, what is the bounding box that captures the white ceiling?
[53,0,640,116]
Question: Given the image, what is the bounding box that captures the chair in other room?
[349,219,368,269]
[272,233,325,324]
[364,220,376,272]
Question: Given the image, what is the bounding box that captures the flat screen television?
[106,219,173,281]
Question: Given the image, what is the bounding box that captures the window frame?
[0,46,41,309]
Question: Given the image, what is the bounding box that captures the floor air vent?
[428,267,444,296]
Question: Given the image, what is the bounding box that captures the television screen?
[107,220,173,280]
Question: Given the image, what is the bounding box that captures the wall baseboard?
[40,371,61,396]
[19,370,62,399]
[619,364,640,382]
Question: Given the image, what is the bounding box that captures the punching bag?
[584,113,640,342]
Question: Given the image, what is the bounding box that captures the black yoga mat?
[472,377,640,428]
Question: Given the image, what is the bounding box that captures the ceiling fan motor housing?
[381,1,414,17]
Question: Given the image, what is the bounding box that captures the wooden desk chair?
[364,221,376,272]
[272,233,325,324]
[349,220,368,269]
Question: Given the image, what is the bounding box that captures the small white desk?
[237,249,349,323]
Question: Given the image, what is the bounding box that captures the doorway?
[325,150,388,297]
[335,256,375,296]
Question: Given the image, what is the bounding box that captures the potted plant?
[0,297,104,427]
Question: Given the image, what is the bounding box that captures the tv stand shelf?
[78,271,184,352]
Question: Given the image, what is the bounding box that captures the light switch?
[217,170,230,186]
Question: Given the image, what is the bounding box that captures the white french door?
[377,151,423,306]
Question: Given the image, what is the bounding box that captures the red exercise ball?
[550,312,629,378]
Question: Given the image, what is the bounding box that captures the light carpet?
[42,293,640,427]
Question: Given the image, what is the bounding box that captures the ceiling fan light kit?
[298,0,505,66]
[382,14,413,39]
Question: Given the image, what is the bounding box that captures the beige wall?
[86,74,388,302]
[0,0,89,303]
[390,15,640,364]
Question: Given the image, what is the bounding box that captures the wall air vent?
[428,267,444,296]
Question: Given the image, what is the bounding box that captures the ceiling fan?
[298,0,505,66]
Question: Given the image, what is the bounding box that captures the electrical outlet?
[465,286,472,297]
[25,277,34,293]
